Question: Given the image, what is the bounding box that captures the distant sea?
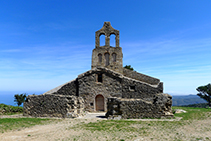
[0,91,45,106]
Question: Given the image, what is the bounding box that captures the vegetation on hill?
[196,83,211,108]
[172,95,206,106]
[181,103,208,108]
[0,103,23,115]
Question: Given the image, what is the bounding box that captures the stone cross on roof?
[95,22,120,47]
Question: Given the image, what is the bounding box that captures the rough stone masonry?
[24,22,173,119]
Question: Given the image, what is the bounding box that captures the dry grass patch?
[67,107,211,141]
[0,118,55,133]
[0,107,211,141]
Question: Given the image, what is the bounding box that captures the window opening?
[110,34,116,47]
[100,34,105,46]
[105,53,110,66]
[129,86,135,91]
[98,54,102,63]
[97,74,103,82]
[112,53,117,62]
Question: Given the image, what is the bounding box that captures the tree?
[196,83,211,108]
[124,65,134,71]
[14,93,27,106]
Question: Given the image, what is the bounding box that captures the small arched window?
[98,54,102,63]
[112,53,117,62]
[105,53,110,66]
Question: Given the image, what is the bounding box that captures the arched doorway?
[95,94,104,111]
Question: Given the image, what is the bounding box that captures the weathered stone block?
[106,93,173,119]
[23,94,85,118]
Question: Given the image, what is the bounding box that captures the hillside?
[172,94,206,106]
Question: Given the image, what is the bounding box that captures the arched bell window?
[104,53,110,66]
[100,34,105,46]
[98,53,102,63]
[112,53,117,62]
[110,34,116,47]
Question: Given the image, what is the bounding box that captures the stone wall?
[92,22,123,74]
[123,68,160,85]
[56,79,78,96]
[43,67,164,112]
[37,67,165,113]
[92,46,123,74]
[77,68,122,112]
[121,77,163,101]
[106,93,173,119]
[23,94,85,118]
[95,22,120,47]
[43,79,77,96]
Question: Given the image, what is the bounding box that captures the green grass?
[0,104,58,134]
[70,119,187,140]
[0,118,54,133]
[67,107,211,140]
[71,120,151,140]
[172,106,211,120]
[71,107,211,136]
[0,106,209,140]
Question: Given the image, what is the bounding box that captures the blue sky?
[0,0,211,95]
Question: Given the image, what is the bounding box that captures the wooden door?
[95,95,104,111]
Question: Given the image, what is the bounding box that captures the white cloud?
[121,37,211,95]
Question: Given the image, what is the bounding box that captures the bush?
[124,65,134,71]
[0,104,23,115]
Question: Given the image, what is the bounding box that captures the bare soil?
[0,113,211,141]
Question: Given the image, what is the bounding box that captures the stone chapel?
[24,22,173,119]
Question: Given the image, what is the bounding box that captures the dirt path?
[0,113,107,141]
[0,113,106,141]
[1,113,210,141]
[0,118,92,141]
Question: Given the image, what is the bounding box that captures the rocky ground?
[0,112,211,141]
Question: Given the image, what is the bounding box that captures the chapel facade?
[23,22,173,119]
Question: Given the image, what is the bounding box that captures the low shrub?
[0,104,23,115]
